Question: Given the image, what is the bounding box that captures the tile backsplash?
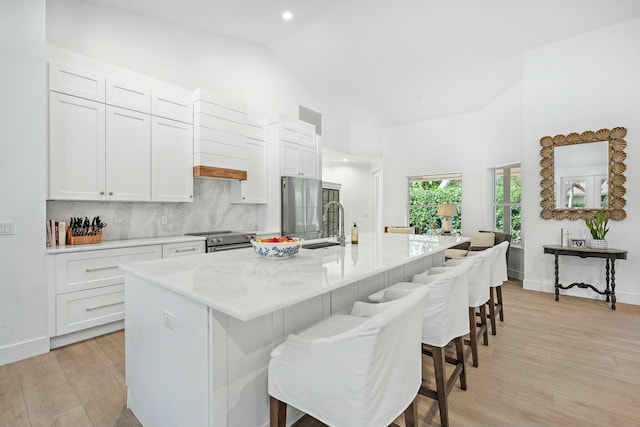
[47,179,258,241]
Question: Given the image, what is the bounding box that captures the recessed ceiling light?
[342,158,349,162]
[282,11,293,21]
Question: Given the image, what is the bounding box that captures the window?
[493,165,521,244]
[322,185,340,238]
[408,173,462,234]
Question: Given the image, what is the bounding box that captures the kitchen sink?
[302,241,342,249]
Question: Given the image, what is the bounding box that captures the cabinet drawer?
[48,60,105,102]
[56,285,124,335]
[280,122,300,143]
[162,241,205,258]
[151,90,193,124]
[55,245,162,294]
[106,77,151,113]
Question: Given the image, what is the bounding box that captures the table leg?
[605,258,611,302]
[611,258,617,310]
[554,254,560,301]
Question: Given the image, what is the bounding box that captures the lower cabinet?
[47,240,205,348]
[56,285,125,335]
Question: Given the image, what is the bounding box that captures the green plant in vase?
[584,209,609,249]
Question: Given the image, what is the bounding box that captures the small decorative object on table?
[251,237,304,259]
[585,209,609,249]
[570,239,586,247]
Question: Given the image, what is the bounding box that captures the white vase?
[589,239,608,249]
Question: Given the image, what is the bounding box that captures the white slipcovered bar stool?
[368,263,471,427]
[435,249,492,367]
[268,285,430,427]
[487,241,510,334]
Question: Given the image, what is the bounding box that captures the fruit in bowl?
[251,237,304,259]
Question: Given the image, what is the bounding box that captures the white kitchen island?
[121,232,468,427]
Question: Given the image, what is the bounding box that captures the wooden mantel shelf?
[193,166,247,180]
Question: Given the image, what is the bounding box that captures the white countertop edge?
[121,236,468,322]
[45,235,207,254]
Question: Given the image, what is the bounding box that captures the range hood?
[193,88,248,181]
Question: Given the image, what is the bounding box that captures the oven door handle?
[209,243,252,252]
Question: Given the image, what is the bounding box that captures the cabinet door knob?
[190,195,193,198]
[108,192,113,195]
[99,191,105,195]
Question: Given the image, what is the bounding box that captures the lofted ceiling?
[86,0,640,126]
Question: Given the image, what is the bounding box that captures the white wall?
[381,81,523,236]
[0,0,48,365]
[46,0,351,153]
[323,163,373,233]
[522,18,640,305]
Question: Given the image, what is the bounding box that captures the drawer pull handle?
[175,248,197,253]
[85,302,122,311]
[85,266,119,272]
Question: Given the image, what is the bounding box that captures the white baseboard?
[50,320,124,349]
[523,279,640,306]
[0,336,49,366]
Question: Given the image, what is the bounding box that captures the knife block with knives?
[66,216,107,245]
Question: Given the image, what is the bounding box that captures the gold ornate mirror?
[539,127,627,221]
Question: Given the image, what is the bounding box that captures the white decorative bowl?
[251,238,304,259]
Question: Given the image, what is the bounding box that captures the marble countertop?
[121,232,468,321]
[45,235,207,254]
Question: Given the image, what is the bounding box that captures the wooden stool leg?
[480,303,489,345]
[432,345,449,427]
[455,336,467,390]
[468,307,478,367]
[270,396,287,427]
[488,287,497,335]
[403,395,419,427]
[497,285,504,321]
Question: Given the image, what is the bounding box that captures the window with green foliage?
[408,174,462,234]
[494,165,522,244]
[322,187,340,238]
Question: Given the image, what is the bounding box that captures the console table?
[543,245,627,310]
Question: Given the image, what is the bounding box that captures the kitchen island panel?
[125,275,210,427]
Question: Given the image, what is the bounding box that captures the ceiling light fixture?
[282,11,293,21]
[342,158,349,162]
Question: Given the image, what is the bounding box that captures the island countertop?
[121,232,467,321]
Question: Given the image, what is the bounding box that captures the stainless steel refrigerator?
[281,176,323,240]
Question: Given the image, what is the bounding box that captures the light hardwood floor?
[2,281,640,427]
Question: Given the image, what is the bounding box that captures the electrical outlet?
[0,221,14,236]
[163,311,175,331]
[161,216,168,225]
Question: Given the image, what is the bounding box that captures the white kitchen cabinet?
[48,60,193,203]
[152,116,194,202]
[49,92,106,200]
[47,244,162,347]
[106,77,151,113]
[269,119,318,179]
[56,285,125,336]
[280,122,316,147]
[230,120,267,204]
[47,238,205,348]
[53,245,162,295]
[152,90,193,124]
[106,106,151,201]
[281,140,317,178]
[48,60,105,102]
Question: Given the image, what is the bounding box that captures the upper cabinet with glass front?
[539,127,627,221]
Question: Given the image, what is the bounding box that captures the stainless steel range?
[185,230,256,253]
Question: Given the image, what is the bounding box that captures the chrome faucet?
[323,201,346,246]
